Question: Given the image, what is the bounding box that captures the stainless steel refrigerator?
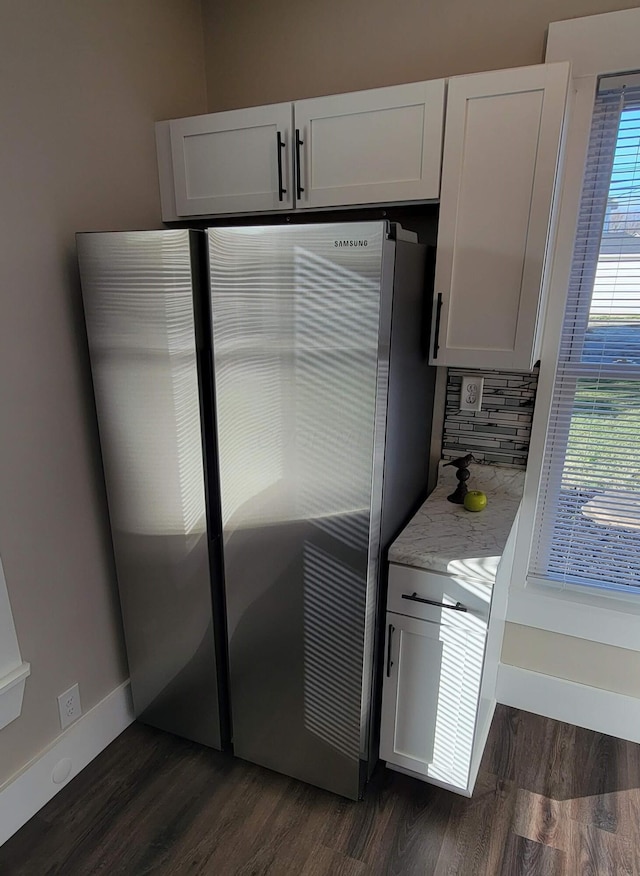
[77,221,436,800]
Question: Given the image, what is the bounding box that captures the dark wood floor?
[2,705,639,875]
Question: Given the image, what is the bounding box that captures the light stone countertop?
[388,461,525,583]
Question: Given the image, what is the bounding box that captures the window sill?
[0,662,30,732]
[507,577,640,651]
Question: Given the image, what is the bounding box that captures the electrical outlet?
[460,375,484,412]
[57,683,82,730]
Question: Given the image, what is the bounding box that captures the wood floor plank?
[318,768,398,864]
[498,833,565,876]
[149,763,291,875]
[512,789,638,876]
[512,789,569,851]
[480,704,520,781]
[568,818,635,876]
[513,710,577,800]
[433,772,518,876]
[2,706,640,876]
[74,738,237,874]
[231,780,336,876]
[365,777,454,875]
[0,725,216,876]
[300,845,368,875]
[567,727,625,834]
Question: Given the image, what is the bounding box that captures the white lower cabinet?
[380,594,488,795]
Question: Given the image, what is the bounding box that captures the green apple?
[464,490,487,512]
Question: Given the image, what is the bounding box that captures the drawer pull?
[386,624,395,677]
[402,592,467,612]
[295,129,304,199]
[276,131,287,201]
[432,293,443,359]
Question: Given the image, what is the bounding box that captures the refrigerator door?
[208,222,388,798]
[78,229,225,749]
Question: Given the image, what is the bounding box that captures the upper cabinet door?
[168,103,294,216]
[430,63,570,370]
[293,81,445,209]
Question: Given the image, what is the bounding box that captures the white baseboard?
[496,664,640,744]
[0,680,134,847]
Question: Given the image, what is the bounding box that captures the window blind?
[530,78,640,593]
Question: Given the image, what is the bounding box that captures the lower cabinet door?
[379,611,486,794]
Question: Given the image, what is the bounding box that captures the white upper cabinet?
[162,103,294,217]
[293,80,445,209]
[156,80,445,219]
[430,62,570,370]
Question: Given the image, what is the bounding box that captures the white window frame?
[508,9,640,651]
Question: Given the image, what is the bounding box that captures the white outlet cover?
[57,683,82,730]
[460,375,484,412]
[52,757,73,785]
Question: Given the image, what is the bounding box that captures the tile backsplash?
[442,366,539,468]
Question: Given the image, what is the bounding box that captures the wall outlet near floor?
[460,375,484,412]
[57,683,82,730]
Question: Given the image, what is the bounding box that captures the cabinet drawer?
[388,563,490,633]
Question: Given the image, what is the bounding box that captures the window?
[530,75,640,594]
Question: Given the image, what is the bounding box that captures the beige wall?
[0,0,206,786]
[502,624,640,697]
[202,0,640,112]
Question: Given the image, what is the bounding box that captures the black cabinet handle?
[277,131,286,202]
[421,246,437,360]
[295,129,304,199]
[432,293,443,360]
[402,592,467,612]
[386,624,395,677]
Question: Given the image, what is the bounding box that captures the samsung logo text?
[334,240,368,248]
